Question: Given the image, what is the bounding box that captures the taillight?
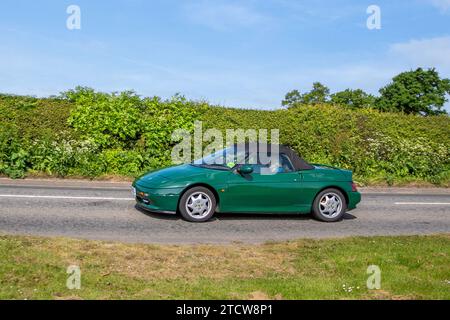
[351,182,358,192]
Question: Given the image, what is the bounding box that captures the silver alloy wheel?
[185,192,212,219]
[318,192,343,218]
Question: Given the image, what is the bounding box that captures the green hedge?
[0,90,449,185]
[200,106,450,185]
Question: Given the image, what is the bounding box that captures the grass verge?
[0,234,449,300]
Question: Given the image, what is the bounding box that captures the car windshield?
[192,147,247,169]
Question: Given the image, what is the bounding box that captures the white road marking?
[0,194,134,201]
[0,184,130,190]
[395,202,450,205]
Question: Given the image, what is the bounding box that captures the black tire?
[311,188,347,222]
[178,186,216,222]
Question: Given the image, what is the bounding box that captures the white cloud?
[390,36,450,70]
[428,0,450,12]
[183,0,269,31]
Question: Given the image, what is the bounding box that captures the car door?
[221,153,305,213]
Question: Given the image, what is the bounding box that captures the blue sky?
[1,0,449,109]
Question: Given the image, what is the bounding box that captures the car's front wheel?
[312,188,347,222]
[179,187,216,222]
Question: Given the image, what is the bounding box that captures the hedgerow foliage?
[0,89,206,178]
[200,106,450,185]
[0,89,449,185]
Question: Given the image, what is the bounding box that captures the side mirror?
[238,164,254,174]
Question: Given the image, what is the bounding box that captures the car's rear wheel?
[312,188,347,222]
[179,187,216,222]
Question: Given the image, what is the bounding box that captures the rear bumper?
[347,191,362,210]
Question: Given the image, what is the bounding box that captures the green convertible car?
[132,144,361,222]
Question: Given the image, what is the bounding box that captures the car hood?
[134,164,211,188]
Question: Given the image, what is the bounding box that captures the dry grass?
[38,238,297,281]
[1,234,449,299]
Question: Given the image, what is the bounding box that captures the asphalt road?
[0,179,449,244]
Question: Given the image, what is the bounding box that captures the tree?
[281,89,301,107]
[377,68,450,115]
[330,89,376,109]
[302,82,330,105]
[282,82,330,107]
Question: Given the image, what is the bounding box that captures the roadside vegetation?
[0,234,449,299]
[0,68,449,185]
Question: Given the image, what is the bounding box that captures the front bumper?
[136,201,177,215]
[133,183,183,214]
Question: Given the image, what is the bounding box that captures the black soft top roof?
[233,143,314,171]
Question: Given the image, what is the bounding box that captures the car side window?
[248,153,295,174]
[279,153,295,173]
[250,163,269,174]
